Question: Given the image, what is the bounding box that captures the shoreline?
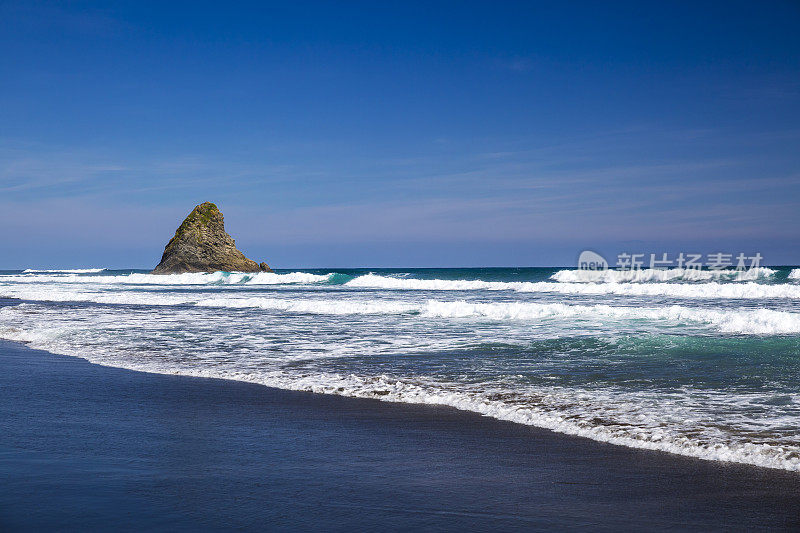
[4,332,798,473]
[1,339,799,530]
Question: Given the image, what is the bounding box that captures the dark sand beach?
[1,339,799,531]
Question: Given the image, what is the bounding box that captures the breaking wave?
[22,268,106,274]
[550,267,775,283]
[7,270,799,301]
[4,271,334,285]
[201,297,800,336]
[2,262,800,474]
[343,273,800,299]
[2,288,800,335]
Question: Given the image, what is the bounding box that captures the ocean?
[1,266,799,472]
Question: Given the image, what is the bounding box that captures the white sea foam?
[0,287,197,306]
[3,285,800,335]
[2,266,800,473]
[344,273,800,299]
[6,270,800,300]
[0,319,797,472]
[345,274,525,291]
[789,268,800,280]
[22,268,106,274]
[550,267,775,283]
[419,301,800,335]
[196,297,417,315]
[3,271,332,285]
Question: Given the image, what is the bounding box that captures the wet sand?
[1,340,798,531]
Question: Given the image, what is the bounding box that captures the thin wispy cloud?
[2,1,799,265]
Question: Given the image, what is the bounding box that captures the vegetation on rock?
[152,202,271,274]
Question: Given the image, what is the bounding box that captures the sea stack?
[152,202,271,274]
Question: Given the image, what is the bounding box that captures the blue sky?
[2,1,799,268]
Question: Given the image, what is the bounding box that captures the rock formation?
[152,202,271,274]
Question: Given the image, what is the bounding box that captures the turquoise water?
[1,266,799,470]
